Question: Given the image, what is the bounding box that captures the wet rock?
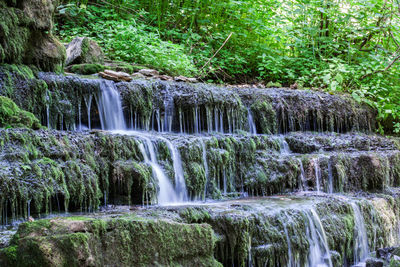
[65,37,104,66]
[0,0,66,71]
[139,69,159,76]
[159,74,173,81]
[174,75,198,83]
[21,0,56,30]
[366,258,384,267]
[131,72,146,79]
[99,70,132,82]
[1,217,220,267]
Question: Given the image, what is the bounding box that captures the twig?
[361,53,400,79]
[200,32,233,72]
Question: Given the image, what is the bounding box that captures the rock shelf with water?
[0,195,399,267]
[0,64,399,266]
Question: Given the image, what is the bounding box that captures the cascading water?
[158,137,188,202]
[327,159,334,194]
[306,209,333,267]
[200,139,209,200]
[351,202,369,265]
[298,159,307,191]
[278,135,291,155]
[137,136,179,205]
[84,94,93,130]
[314,158,322,193]
[96,80,126,130]
[247,107,257,135]
[163,88,174,132]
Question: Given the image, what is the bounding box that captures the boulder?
[0,0,66,71]
[99,70,132,82]
[66,37,104,66]
[25,33,66,72]
[139,69,159,76]
[21,0,55,30]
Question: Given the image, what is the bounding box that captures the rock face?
[0,195,399,267]
[65,37,104,66]
[0,217,219,266]
[0,0,66,72]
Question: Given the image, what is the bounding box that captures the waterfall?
[282,213,295,267]
[200,139,209,200]
[247,108,257,135]
[314,158,321,193]
[163,91,174,132]
[96,80,126,130]
[158,137,188,202]
[278,135,291,155]
[298,159,307,191]
[84,94,93,129]
[305,209,333,267]
[351,202,369,264]
[327,159,333,194]
[137,136,179,205]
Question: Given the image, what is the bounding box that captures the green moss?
[0,96,41,129]
[69,63,105,75]
[250,101,277,134]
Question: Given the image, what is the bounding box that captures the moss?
[0,96,41,129]
[6,217,220,266]
[250,101,277,134]
[69,63,105,75]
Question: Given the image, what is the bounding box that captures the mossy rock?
[0,1,66,72]
[67,63,105,75]
[0,96,41,129]
[1,217,221,267]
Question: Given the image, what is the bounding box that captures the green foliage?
[55,4,197,76]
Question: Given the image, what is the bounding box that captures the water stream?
[351,202,369,265]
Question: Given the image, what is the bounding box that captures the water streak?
[247,107,257,135]
[351,202,369,265]
[306,209,333,267]
[137,136,179,205]
[200,139,209,200]
[96,80,126,130]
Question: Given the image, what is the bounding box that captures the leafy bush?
[56,4,198,76]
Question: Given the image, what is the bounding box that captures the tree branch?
[361,53,400,79]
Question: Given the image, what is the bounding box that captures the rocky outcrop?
[0,195,398,266]
[0,217,220,266]
[0,0,66,72]
[65,37,104,66]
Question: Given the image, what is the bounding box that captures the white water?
[247,108,257,135]
[327,160,333,194]
[351,202,369,265]
[314,158,321,193]
[84,94,93,129]
[137,136,179,205]
[200,140,209,200]
[298,159,307,191]
[158,136,188,202]
[278,135,291,155]
[96,80,126,130]
[306,209,333,267]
